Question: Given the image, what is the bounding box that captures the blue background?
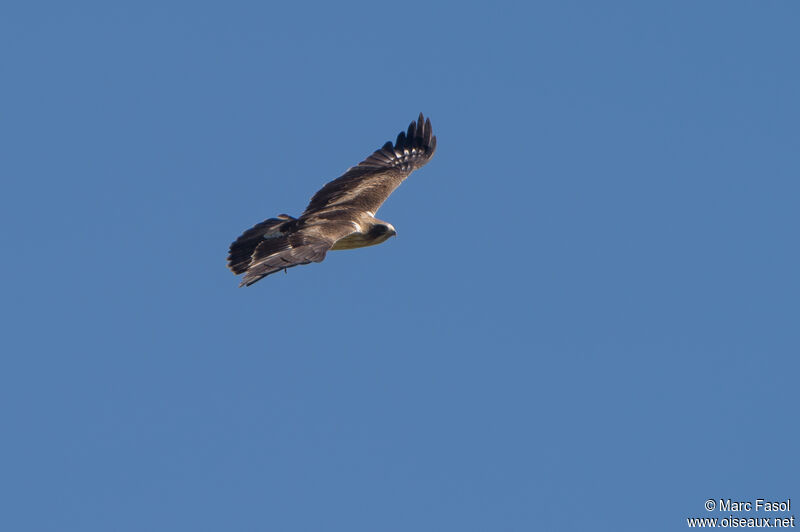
[2,2,798,530]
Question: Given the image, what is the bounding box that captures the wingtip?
[407,113,433,149]
[406,119,416,143]
[356,113,436,170]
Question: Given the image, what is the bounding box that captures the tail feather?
[239,238,330,287]
[226,215,296,275]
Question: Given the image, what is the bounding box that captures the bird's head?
[369,223,397,243]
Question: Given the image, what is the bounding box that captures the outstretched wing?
[302,113,437,216]
[230,217,357,287]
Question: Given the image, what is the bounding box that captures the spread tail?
[226,214,296,275]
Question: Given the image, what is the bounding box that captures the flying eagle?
[227,113,437,286]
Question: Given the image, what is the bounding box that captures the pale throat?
[330,222,396,251]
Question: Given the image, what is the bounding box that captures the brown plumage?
[227,113,437,286]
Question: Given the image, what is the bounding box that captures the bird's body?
[227,114,436,286]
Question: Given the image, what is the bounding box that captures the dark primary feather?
[302,113,436,215]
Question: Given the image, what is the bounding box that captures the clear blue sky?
[2,2,798,531]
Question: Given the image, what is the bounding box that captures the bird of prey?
[227,113,437,286]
